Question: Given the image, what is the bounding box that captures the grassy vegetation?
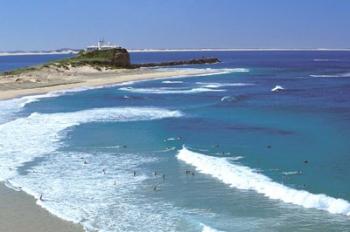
[1,66,38,76]
[53,49,130,69]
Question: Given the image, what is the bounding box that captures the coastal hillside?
[1,48,220,77]
[49,48,220,69]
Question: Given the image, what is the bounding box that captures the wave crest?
[0,107,182,180]
[119,87,225,94]
[310,72,350,78]
[196,82,254,89]
[177,147,350,216]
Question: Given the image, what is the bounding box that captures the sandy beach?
[0,66,213,100]
[0,184,83,232]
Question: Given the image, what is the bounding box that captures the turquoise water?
[1,52,350,231]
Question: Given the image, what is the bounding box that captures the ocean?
[1,51,350,231]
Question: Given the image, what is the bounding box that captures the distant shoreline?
[130,48,350,52]
[1,48,350,56]
[0,51,79,56]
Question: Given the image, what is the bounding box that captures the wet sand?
[0,184,83,232]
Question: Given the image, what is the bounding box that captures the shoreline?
[0,66,228,232]
[0,183,84,232]
[0,67,222,101]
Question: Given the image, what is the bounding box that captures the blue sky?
[0,0,349,50]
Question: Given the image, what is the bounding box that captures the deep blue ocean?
[1,51,350,231]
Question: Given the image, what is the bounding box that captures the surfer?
[39,194,44,201]
[133,171,136,177]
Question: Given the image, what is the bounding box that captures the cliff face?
[77,48,219,68]
[110,48,131,67]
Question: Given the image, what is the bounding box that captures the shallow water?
[1,51,350,231]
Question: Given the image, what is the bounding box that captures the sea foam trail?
[162,80,184,84]
[0,107,183,181]
[157,68,249,77]
[196,82,254,88]
[0,93,61,123]
[119,87,225,94]
[310,72,350,78]
[177,147,350,216]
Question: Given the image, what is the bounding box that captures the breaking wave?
[0,107,183,181]
[196,82,254,89]
[310,72,350,78]
[157,68,250,78]
[162,80,184,84]
[119,87,225,94]
[201,223,225,232]
[177,147,350,216]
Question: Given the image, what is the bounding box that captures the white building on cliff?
[86,40,120,51]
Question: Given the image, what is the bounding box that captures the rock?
[132,57,220,68]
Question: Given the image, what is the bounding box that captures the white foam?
[0,107,183,181]
[153,68,249,80]
[162,80,184,84]
[271,85,285,92]
[220,96,234,102]
[196,68,250,76]
[310,72,350,78]
[13,151,182,232]
[177,147,350,216]
[282,171,302,176]
[196,82,254,89]
[313,59,340,62]
[119,87,225,94]
[201,223,225,232]
[0,80,140,124]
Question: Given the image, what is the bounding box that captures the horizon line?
[1,47,350,56]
